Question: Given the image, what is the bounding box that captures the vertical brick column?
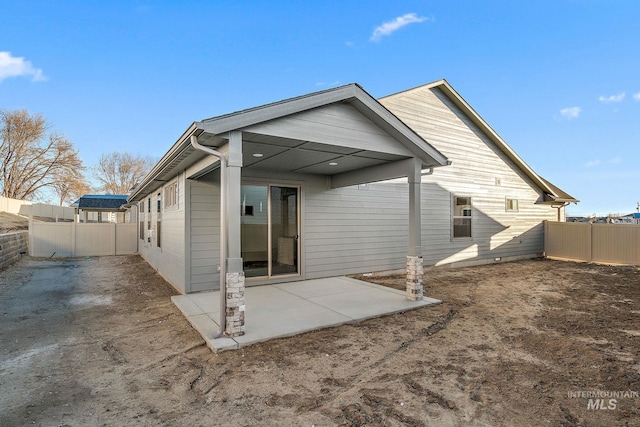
[225,272,246,337]
[406,255,424,301]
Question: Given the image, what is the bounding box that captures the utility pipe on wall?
[190,135,228,338]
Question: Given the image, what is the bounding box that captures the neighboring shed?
[127,80,577,337]
[72,195,129,223]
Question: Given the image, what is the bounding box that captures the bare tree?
[0,109,86,201]
[93,151,155,195]
[52,175,91,206]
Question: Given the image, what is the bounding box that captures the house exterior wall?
[135,84,566,293]
[187,175,221,292]
[304,179,409,279]
[244,103,414,157]
[137,173,187,293]
[380,86,558,267]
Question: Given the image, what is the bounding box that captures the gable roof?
[380,79,578,205]
[129,83,449,202]
[73,194,129,211]
[196,83,447,166]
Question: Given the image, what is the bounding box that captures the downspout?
[132,204,139,254]
[553,202,570,222]
[190,135,228,338]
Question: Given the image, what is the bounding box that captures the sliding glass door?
[241,184,299,279]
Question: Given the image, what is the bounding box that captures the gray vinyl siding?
[304,181,409,279]
[157,176,186,290]
[137,175,186,293]
[243,103,414,157]
[188,177,221,292]
[381,86,557,266]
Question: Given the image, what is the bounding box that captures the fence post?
[588,223,593,263]
[28,209,33,256]
[636,226,640,266]
[543,220,548,257]
[72,221,77,257]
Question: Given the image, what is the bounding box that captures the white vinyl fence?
[0,196,75,220]
[30,222,137,257]
[544,221,640,265]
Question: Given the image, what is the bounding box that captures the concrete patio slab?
[171,276,441,352]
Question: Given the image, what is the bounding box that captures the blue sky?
[2,0,639,216]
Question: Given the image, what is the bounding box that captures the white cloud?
[633,92,640,101]
[370,13,429,42]
[598,92,625,103]
[0,51,47,82]
[609,157,622,164]
[584,157,621,168]
[560,106,581,119]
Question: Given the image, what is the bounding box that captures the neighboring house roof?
[380,79,579,205]
[73,195,129,211]
[129,83,449,202]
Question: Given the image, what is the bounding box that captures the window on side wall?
[139,202,144,240]
[453,195,472,239]
[505,198,519,212]
[156,192,162,248]
[164,181,178,210]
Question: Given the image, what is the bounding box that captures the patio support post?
[406,159,424,301]
[225,130,245,336]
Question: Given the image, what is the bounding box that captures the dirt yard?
[1,255,639,426]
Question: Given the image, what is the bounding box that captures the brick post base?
[225,272,245,337]
[406,256,424,301]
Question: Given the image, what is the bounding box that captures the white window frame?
[164,181,179,210]
[505,197,519,212]
[156,192,162,248]
[452,195,473,239]
[138,202,144,240]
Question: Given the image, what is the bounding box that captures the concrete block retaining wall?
[0,231,28,270]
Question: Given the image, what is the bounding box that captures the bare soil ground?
[0,212,29,233]
[1,255,639,426]
[0,212,70,234]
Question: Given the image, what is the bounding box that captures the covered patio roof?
[128,83,449,202]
